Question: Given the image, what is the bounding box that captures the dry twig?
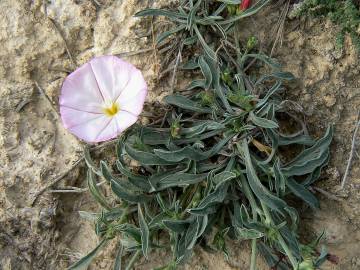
[48,18,77,67]
[30,138,119,206]
[34,81,60,117]
[341,111,360,189]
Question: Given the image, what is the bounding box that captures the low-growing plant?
[293,0,360,51]
[68,1,333,270]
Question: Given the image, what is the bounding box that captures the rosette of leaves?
[70,52,332,270]
[68,1,334,270]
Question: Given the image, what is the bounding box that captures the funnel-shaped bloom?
[60,55,147,143]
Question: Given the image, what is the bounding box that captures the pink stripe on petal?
[94,111,138,142]
[60,63,105,112]
[60,106,105,129]
[67,115,109,142]
[116,69,147,104]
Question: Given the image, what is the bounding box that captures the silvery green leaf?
[286,178,319,209]
[138,204,150,258]
[113,243,123,270]
[241,139,287,212]
[193,24,217,60]
[212,171,236,187]
[249,111,279,129]
[157,25,186,44]
[273,159,286,195]
[110,178,152,204]
[188,183,229,215]
[255,81,282,109]
[219,0,270,26]
[256,72,295,85]
[185,219,199,250]
[68,238,108,270]
[134,9,187,23]
[278,133,315,146]
[180,121,225,138]
[155,172,208,191]
[198,55,212,89]
[187,79,206,90]
[116,160,151,192]
[87,169,111,210]
[154,133,234,162]
[163,219,189,233]
[164,95,212,113]
[186,0,201,31]
[235,228,264,240]
[78,211,98,222]
[124,143,176,165]
[217,0,241,3]
[84,148,101,176]
[282,126,333,176]
[141,127,171,145]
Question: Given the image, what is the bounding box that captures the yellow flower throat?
[103,102,119,117]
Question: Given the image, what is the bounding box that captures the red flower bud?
[240,0,251,10]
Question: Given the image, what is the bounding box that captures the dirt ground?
[0,1,359,270]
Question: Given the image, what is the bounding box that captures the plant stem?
[250,239,258,270]
[125,250,141,270]
[277,234,298,270]
[261,203,298,270]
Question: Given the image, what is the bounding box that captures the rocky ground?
[0,1,359,269]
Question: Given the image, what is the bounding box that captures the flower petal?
[116,68,147,109]
[66,114,110,142]
[93,111,138,142]
[60,106,103,129]
[118,89,147,116]
[59,62,105,113]
[89,56,135,101]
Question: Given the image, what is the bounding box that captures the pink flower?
[60,55,147,143]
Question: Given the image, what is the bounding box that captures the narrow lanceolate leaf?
[116,160,151,192]
[255,81,282,109]
[241,139,287,212]
[188,183,229,215]
[156,172,208,191]
[282,126,333,176]
[164,95,212,113]
[212,171,237,187]
[273,159,286,195]
[87,169,111,210]
[185,219,200,250]
[134,9,187,22]
[235,228,264,240]
[110,178,152,204]
[180,121,225,138]
[156,25,186,44]
[68,238,108,270]
[286,178,319,209]
[113,243,123,270]
[154,133,234,162]
[138,204,150,258]
[84,147,101,176]
[163,219,189,233]
[193,24,217,60]
[124,143,176,165]
[249,111,279,129]
[198,55,213,89]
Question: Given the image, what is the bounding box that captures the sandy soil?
[0,1,359,270]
